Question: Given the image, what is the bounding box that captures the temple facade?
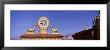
[72,16,100,40]
[20,16,63,40]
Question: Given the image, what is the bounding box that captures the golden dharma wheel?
[38,16,50,28]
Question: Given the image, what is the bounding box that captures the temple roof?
[20,33,63,38]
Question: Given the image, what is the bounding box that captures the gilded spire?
[84,25,88,30]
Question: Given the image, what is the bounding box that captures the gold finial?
[27,28,35,32]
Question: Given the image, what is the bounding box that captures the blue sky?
[10,10,99,40]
